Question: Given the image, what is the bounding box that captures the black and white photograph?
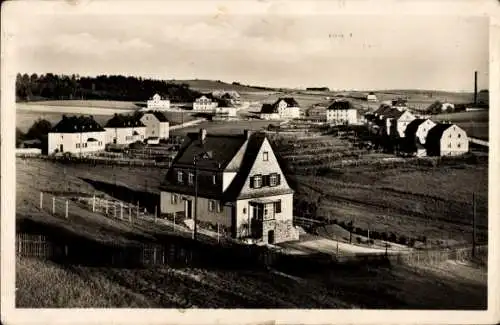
[1,0,498,324]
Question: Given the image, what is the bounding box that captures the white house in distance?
[426,123,469,156]
[160,129,299,244]
[367,92,377,102]
[48,115,106,155]
[326,100,357,125]
[136,111,170,141]
[146,93,171,110]
[403,118,437,156]
[260,97,300,120]
[441,102,455,112]
[193,95,218,111]
[104,114,147,145]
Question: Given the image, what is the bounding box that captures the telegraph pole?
[472,192,476,257]
[192,156,198,240]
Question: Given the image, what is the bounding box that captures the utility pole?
[472,192,476,257]
[193,156,198,240]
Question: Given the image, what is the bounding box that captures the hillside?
[167,79,278,93]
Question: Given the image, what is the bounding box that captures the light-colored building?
[326,100,357,125]
[48,115,106,155]
[146,93,171,110]
[193,95,218,111]
[104,114,147,145]
[367,92,377,102]
[403,118,437,156]
[441,102,455,112]
[160,129,299,244]
[426,123,469,157]
[137,111,170,140]
[384,109,416,138]
[260,97,301,120]
[405,118,437,145]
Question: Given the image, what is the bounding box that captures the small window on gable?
[188,172,194,185]
[212,174,217,185]
[263,151,269,161]
[177,171,183,183]
[458,133,461,138]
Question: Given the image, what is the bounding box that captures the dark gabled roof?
[173,132,249,170]
[384,108,406,119]
[51,115,105,133]
[327,100,354,110]
[260,103,277,114]
[404,119,426,138]
[426,123,454,144]
[392,98,407,106]
[374,104,392,116]
[138,110,169,122]
[105,114,145,128]
[276,97,299,107]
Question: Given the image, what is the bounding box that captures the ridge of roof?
[51,115,105,133]
[105,114,145,128]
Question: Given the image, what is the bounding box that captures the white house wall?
[140,114,170,139]
[48,131,106,155]
[396,111,416,138]
[105,127,146,145]
[416,119,437,144]
[439,126,469,156]
[326,109,357,125]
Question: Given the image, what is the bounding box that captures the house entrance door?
[268,230,275,244]
[185,200,193,219]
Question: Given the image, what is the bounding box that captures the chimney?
[199,128,207,143]
[244,129,252,139]
[474,71,478,105]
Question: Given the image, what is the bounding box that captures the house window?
[212,174,217,185]
[251,175,262,188]
[171,194,178,204]
[208,200,215,212]
[263,151,269,161]
[448,143,452,148]
[274,200,282,213]
[458,143,461,148]
[216,202,223,213]
[243,207,247,214]
[458,134,461,138]
[76,143,80,148]
[269,173,280,187]
[177,171,183,183]
[188,172,194,185]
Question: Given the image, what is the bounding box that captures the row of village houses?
[47,111,170,155]
[365,102,469,157]
[144,92,241,118]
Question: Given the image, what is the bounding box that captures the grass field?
[16,256,486,309]
[21,100,143,109]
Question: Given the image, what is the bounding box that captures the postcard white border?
[2,0,499,324]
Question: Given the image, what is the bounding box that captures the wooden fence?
[24,155,172,168]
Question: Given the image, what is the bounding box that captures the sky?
[11,10,489,91]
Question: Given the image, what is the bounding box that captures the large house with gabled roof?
[425,123,469,156]
[146,93,171,110]
[48,115,106,155]
[135,111,170,141]
[260,97,301,120]
[104,114,146,145]
[160,128,299,244]
[326,100,357,125]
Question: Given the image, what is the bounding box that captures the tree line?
[16,73,202,103]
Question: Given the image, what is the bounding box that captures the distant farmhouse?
[425,123,469,157]
[260,97,301,120]
[146,93,171,110]
[160,129,299,244]
[212,90,241,106]
[136,111,170,143]
[326,100,357,125]
[367,92,377,102]
[441,102,455,112]
[105,114,146,145]
[193,95,219,111]
[48,115,106,155]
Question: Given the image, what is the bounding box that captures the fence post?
[120,202,123,220]
[129,204,132,220]
[92,195,96,212]
[153,246,157,265]
[105,199,108,214]
[137,201,140,219]
[65,200,69,219]
[40,192,43,209]
[217,223,220,243]
[154,206,157,223]
[114,202,117,218]
[52,196,56,215]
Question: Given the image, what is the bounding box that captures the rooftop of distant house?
[51,115,105,133]
[105,114,145,128]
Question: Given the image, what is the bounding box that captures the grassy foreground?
[16,256,486,309]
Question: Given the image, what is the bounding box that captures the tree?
[16,128,25,147]
[26,119,52,141]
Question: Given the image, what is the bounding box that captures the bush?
[368,239,375,245]
[354,227,363,235]
[388,232,397,243]
[398,235,408,245]
[381,232,388,241]
[356,237,362,244]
